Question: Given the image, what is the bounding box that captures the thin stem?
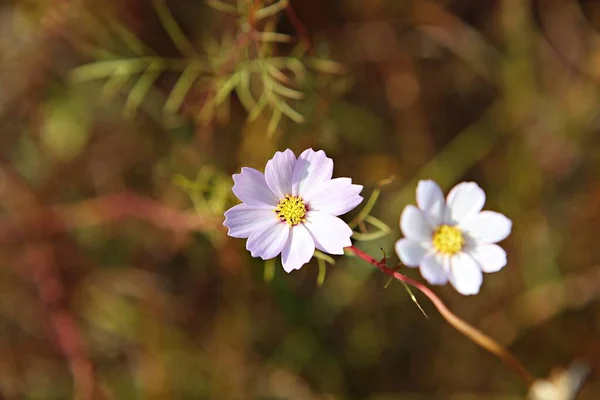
[347,245,535,387]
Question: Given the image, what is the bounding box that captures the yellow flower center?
[432,225,465,255]
[275,194,307,226]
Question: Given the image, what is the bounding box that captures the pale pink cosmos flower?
[224,149,363,272]
[395,180,512,295]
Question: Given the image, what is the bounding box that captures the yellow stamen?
[432,225,464,255]
[275,194,307,226]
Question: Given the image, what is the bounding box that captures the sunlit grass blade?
[399,280,429,320]
[247,93,268,122]
[267,65,290,84]
[100,66,131,99]
[164,64,202,115]
[237,69,256,112]
[349,188,380,229]
[273,97,304,123]
[305,58,347,74]
[151,0,197,57]
[214,73,241,105]
[313,250,336,265]
[123,62,163,118]
[70,59,148,82]
[207,0,238,14]
[270,79,303,99]
[108,17,153,56]
[254,0,288,20]
[267,108,282,137]
[255,32,294,43]
[264,259,275,282]
[317,257,326,286]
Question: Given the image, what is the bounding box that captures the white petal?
[462,211,512,244]
[246,219,290,260]
[223,204,278,238]
[395,238,428,267]
[264,149,296,199]
[447,182,486,225]
[291,149,333,199]
[232,167,279,208]
[448,252,483,295]
[417,180,447,226]
[306,178,363,215]
[281,225,315,272]
[304,211,352,255]
[420,252,449,285]
[468,244,507,273]
[400,205,433,240]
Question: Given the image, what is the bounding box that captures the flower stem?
[346,245,535,387]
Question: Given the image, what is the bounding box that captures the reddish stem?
[346,245,535,387]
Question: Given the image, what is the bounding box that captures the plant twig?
[346,245,536,387]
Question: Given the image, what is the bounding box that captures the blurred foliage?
[0,0,600,399]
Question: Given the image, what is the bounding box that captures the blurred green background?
[0,0,599,398]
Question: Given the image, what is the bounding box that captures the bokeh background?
[1,0,600,398]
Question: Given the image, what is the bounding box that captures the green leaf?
[254,0,288,20]
[124,62,163,118]
[214,73,241,105]
[264,259,276,282]
[273,97,304,123]
[316,257,326,287]
[207,0,238,13]
[313,250,335,265]
[247,93,268,122]
[236,68,256,112]
[164,64,202,115]
[267,108,282,137]
[151,0,197,57]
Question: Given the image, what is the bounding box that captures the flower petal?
[306,178,363,215]
[448,252,483,295]
[462,211,512,244]
[400,205,433,240]
[304,211,352,255]
[420,252,449,285]
[281,225,315,272]
[246,219,290,260]
[395,238,428,267]
[264,149,296,199]
[417,180,447,226]
[468,244,507,273]
[232,167,279,207]
[291,149,333,199]
[447,182,486,225]
[223,204,278,238]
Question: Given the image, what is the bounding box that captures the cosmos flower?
[395,180,512,295]
[224,149,363,272]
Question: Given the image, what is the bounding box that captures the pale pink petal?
[246,219,290,260]
[448,252,483,295]
[395,238,428,267]
[291,149,333,199]
[468,244,507,273]
[304,211,352,255]
[417,180,447,226]
[306,178,363,215]
[281,225,315,272]
[400,205,433,240]
[264,149,296,199]
[223,204,278,238]
[447,182,486,225]
[462,211,512,244]
[232,167,279,207]
[420,252,449,285]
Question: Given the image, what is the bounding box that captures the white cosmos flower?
[395,180,512,295]
[223,149,363,272]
